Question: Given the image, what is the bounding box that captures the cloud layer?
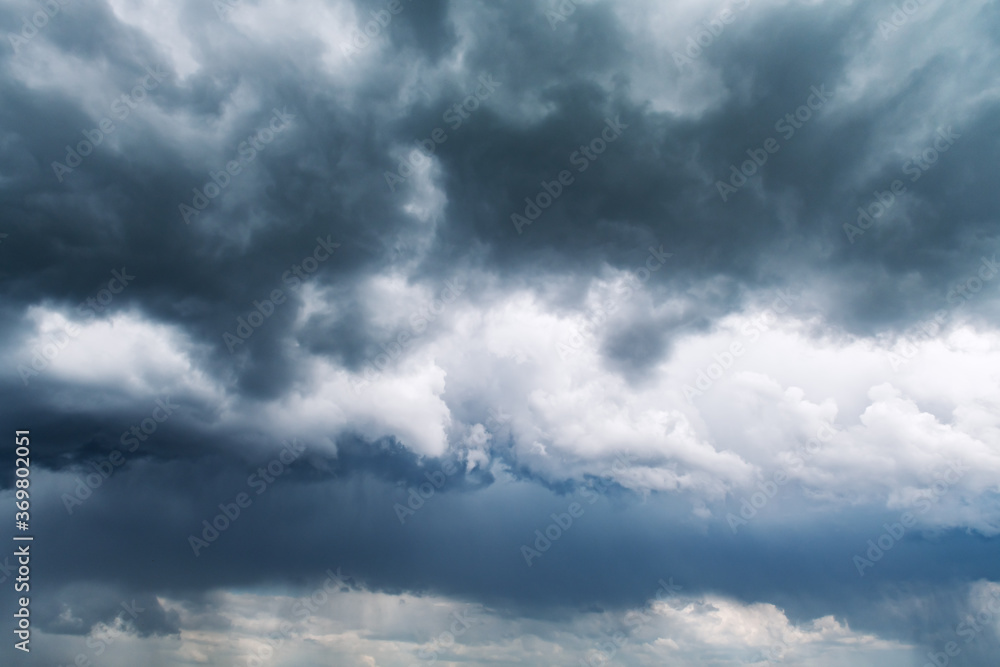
[1,0,999,664]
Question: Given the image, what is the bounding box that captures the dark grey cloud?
[3,448,999,657]
[1,0,999,663]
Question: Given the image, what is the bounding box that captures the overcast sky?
[2,0,1000,665]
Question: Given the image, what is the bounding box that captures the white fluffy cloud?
[20,257,1000,536]
[27,581,922,667]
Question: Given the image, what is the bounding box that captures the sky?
[1,0,1000,665]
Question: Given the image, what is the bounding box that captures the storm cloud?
[1,0,999,665]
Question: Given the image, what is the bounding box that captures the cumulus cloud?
[2,0,999,664]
